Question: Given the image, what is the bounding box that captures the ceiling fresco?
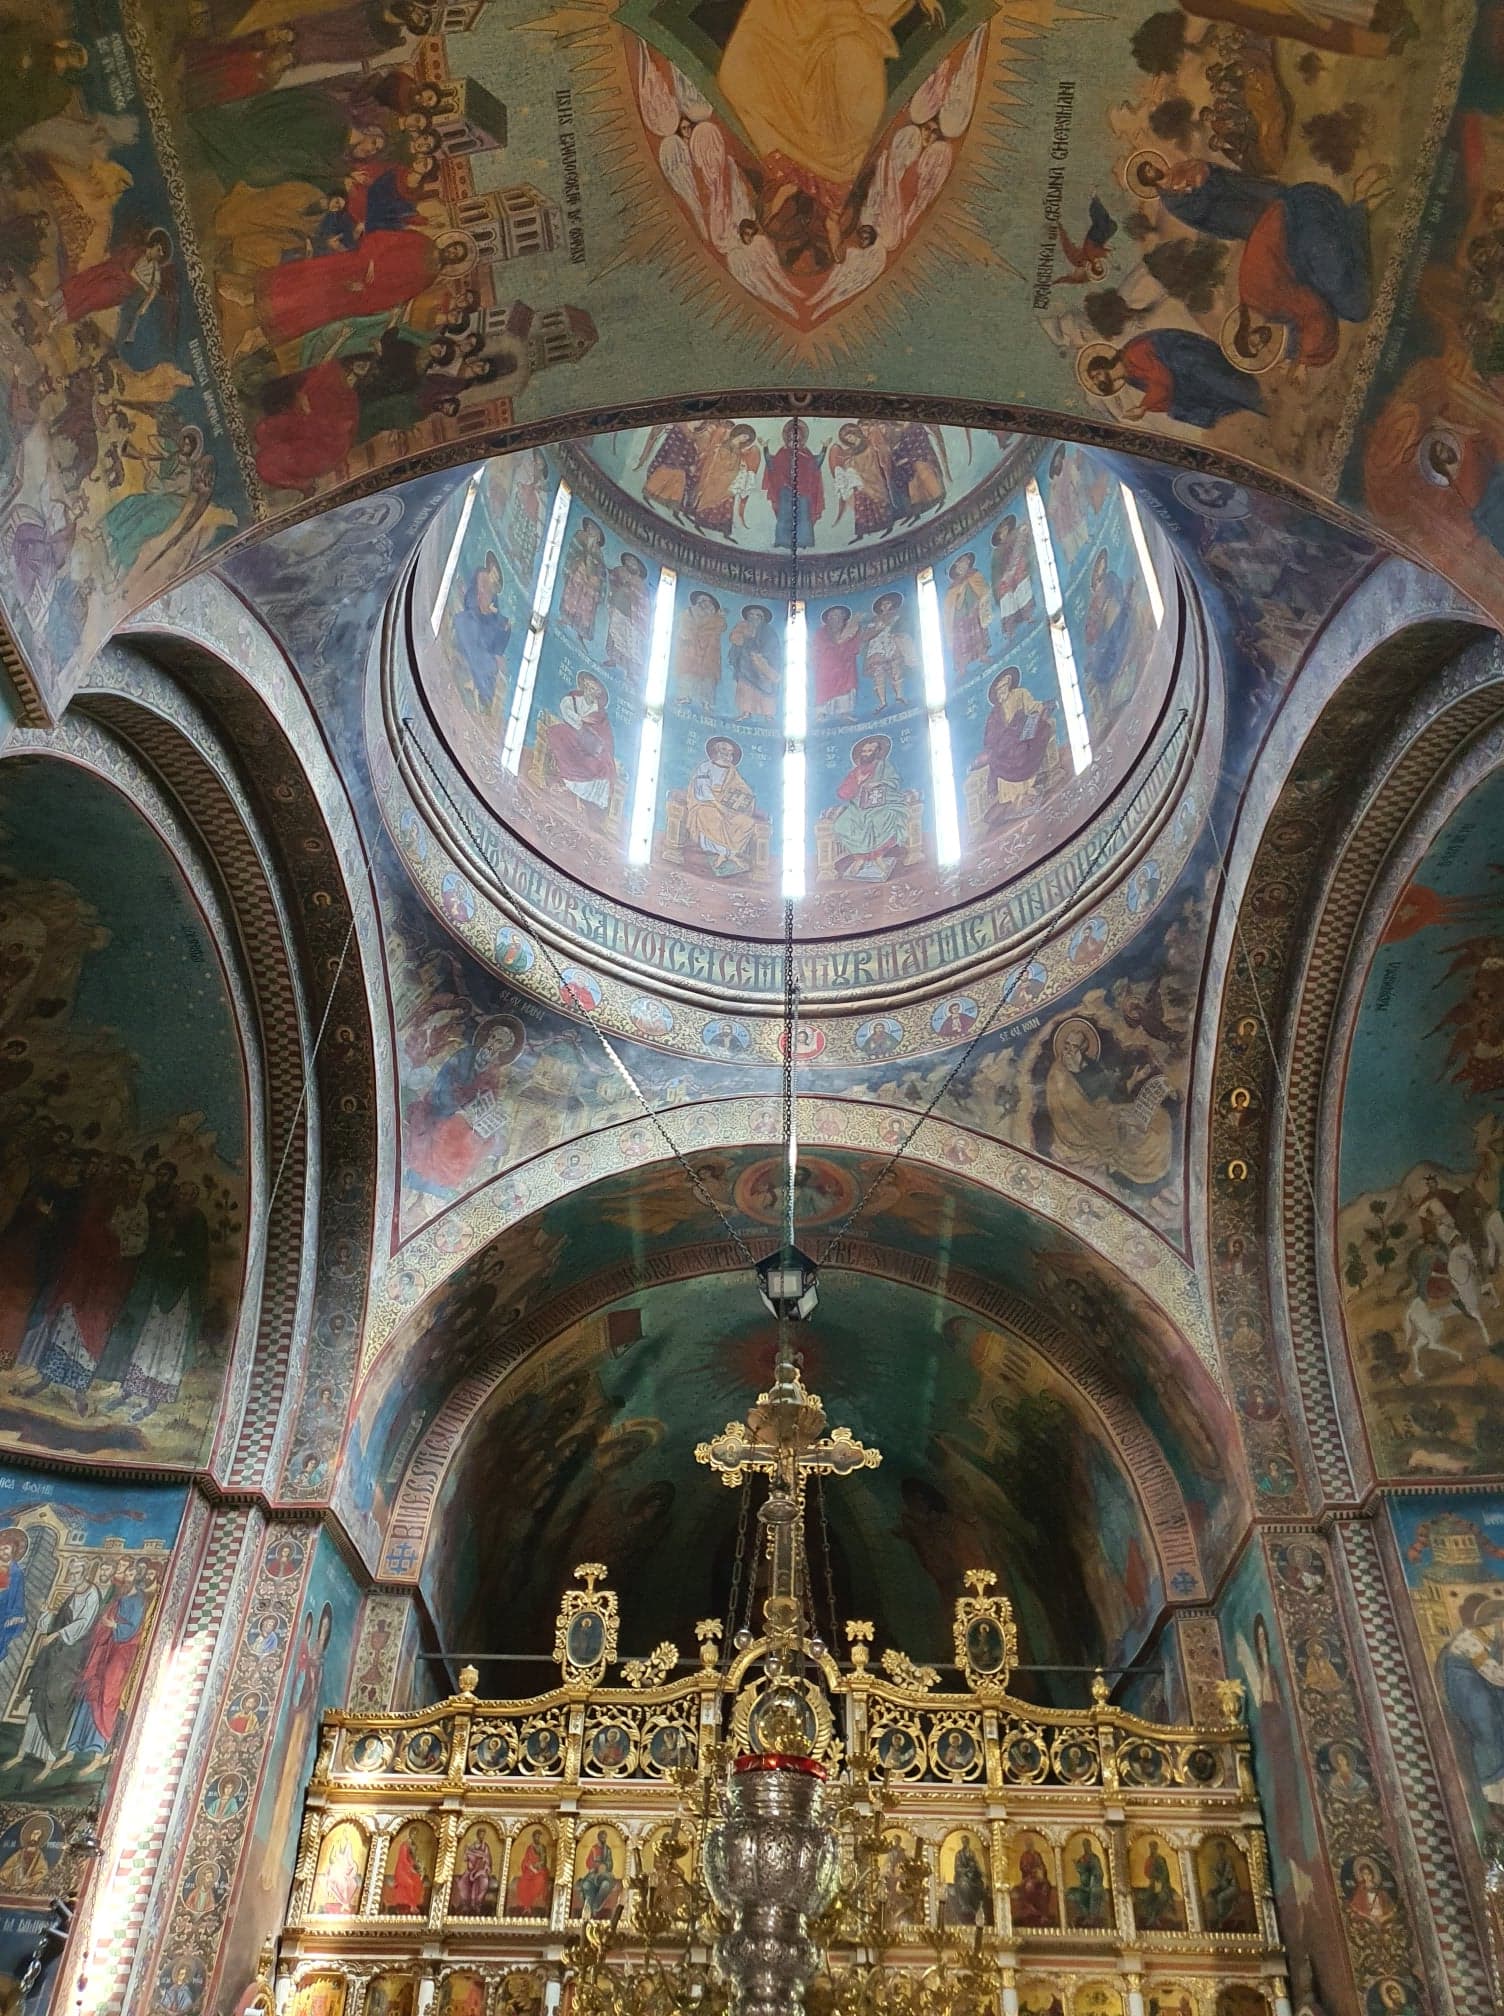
[338,1143,1238,1590]
[0,759,248,1468]
[1338,764,1504,1480]
[0,0,1490,718]
[420,1267,1169,1698]
[406,434,1186,946]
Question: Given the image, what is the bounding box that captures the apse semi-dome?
[385,417,1204,1021]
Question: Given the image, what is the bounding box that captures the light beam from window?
[429,467,483,634]
[628,566,679,865]
[501,478,572,776]
[915,565,961,866]
[783,601,808,900]
[1120,482,1165,628]
[1026,476,1092,777]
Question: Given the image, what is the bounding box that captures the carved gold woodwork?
[265,1572,1290,2016]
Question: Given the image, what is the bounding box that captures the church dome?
[383,417,1207,1043]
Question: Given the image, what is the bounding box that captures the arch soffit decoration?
[377,1229,1216,1604]
[1201,577,1499,1512]
[1188,557,1482,1291]
[365,1096,1211,1374]
[123,572,399,1287]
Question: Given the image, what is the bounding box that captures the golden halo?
[1052,1015,1101,1062]
[1219,306,1287,374]
[1075,341,1121,399]
[435,229,479,276]
[1122,148,1169,200]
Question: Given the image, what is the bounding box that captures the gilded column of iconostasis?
[2,0,1504,731]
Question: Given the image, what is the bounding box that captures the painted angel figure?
[637,45,710,237]
[810,152,904,318]
[698,127,800,314]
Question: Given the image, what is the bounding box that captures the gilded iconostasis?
[0,5,1503,2002]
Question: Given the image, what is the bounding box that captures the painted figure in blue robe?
[1131,155,1372,367]
[1083,330,1265,431]
[0,1528,28,1663]
[1440,1593,1504,1814]
[452,551,512,711]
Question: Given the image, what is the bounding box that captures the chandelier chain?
[722,1473,752,1672]
[814,1474,842,1662]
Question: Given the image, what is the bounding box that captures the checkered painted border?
[1335,1516,1494,2009]
[143,1517,317,2016]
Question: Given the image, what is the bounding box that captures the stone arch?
[381,1232,1214,1608]
[1199,579,1503,2006]
[3,602,386,1496]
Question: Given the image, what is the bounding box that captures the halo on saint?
[1052,1015,1101,1062]
[1122,149,1169,200]
[1075,342,1122,400]
[1219,307,1287,375]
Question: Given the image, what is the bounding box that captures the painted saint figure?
[452,551,512,713]
[557,519,607,645]
[383,1827,432,1913]
[812,605,863,719]
[405,1016,523,1201]
[989,514,1036,639]
[1083,331,1265,431]
[944,1835,991,1926]
[117,1183,210,1422]
[507,1828,553,1917]
[945,553,993,669]
[685,737,759,878]
[1065,1838,1109,1928]
[61,1559,158,1778]
[576,1829,623,1918]
[1132,155,1374,370]
[1132,1839,1183,1930]
[729,605,782,719]
[451,1829,500,1914]
[1043,1017,1173,1188]
[1440,1592,1504,1813]
[829,734,910,880]
[545,673,617,822]
[11,1556,101,1771]
[975,667,1056,822]
[0,1528,28,1665]
[603,553,651,683]
[674,592,727,707]
[1009,1842,1058,1927]
[761,421,825,550]
[718,0,945,232]
[862,592,918,711]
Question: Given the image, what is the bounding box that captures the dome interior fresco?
[402,429,1187,954]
